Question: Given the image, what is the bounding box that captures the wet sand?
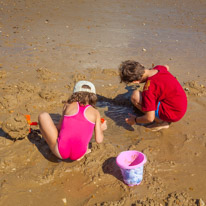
[0,0,206,205]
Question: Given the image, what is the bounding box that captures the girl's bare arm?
[94,110,107,143]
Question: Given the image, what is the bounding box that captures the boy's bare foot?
[146,121,170,131]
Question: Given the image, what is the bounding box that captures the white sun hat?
[73,80,96,94]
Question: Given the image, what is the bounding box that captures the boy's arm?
[126,111,155,125]
[94,111,107,143]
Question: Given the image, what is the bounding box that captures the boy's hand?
[101,120,107,131]
[125,113,136,125]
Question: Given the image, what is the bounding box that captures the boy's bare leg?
[38,112,62,159]
[131,90,143,111]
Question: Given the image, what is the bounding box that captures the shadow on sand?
[97,85,143,131]
[102,157,124,184]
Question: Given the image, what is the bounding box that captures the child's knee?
[131,90,142,104]
[38,112,49,123]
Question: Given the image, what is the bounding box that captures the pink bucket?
[116,150,147,186]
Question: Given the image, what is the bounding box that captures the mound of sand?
[2,113,30,140]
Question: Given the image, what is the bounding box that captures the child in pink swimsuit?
[38,81,107,160]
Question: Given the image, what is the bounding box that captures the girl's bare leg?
[38,112,62,159]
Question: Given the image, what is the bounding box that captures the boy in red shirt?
[119,60,187,131]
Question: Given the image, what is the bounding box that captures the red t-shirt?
[141,65,187,122]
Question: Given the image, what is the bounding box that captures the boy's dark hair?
[67,85,97,107]
[119,60,145,83]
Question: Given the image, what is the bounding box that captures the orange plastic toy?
[24,115,38,132]
[101,118,105,123]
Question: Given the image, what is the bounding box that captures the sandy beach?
[0,0,206,205]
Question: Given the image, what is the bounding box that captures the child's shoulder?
[87,105,98,112]
[63,102,77,112]
[87,105,100,116]
[153,65,169,72]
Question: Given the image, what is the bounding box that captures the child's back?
[58,102,97,160]
[63,102,97,123]
[142,65,187,122]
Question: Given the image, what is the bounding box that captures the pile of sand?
[2,113,30,140]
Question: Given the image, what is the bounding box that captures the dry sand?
[0,0,206,205]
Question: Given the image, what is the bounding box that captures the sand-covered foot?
[146,121,170,131]
[77,149,91,161]
[85,148,91,154]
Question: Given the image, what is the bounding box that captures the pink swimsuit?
[57,102,95,160]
